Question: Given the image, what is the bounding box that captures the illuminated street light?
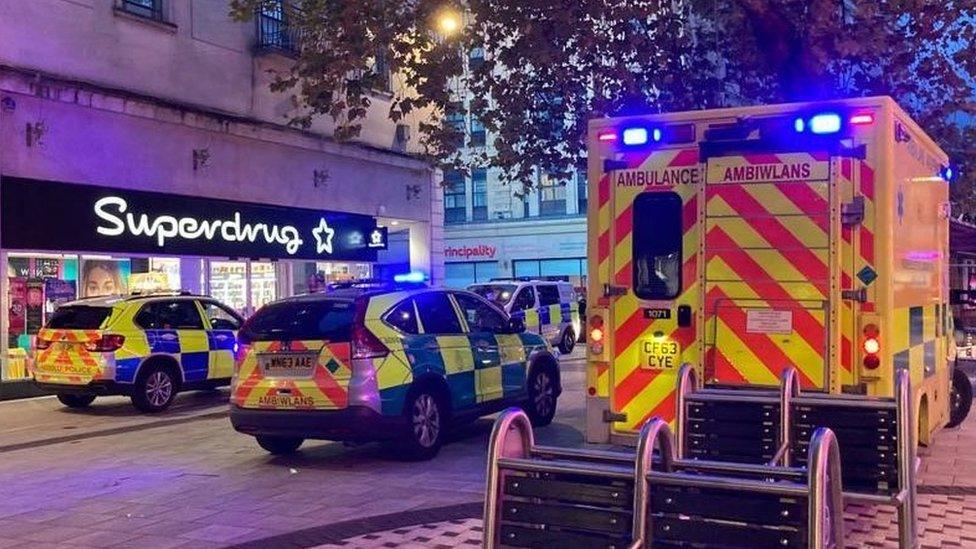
[436,9,462,36]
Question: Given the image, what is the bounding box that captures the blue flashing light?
[652,128,663,142]
[394,271,427,283]
[809,113,843,135]
[622,127,649,146]
[941,165,956,182]
[794,117,806,133]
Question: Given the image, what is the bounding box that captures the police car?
[33,292,243,412]
[229,287,561,460]
[469,279,580,354]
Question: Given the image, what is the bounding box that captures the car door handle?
[214,334,232,341]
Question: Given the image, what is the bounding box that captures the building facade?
[441,49,587,289]
[0,0,443,386]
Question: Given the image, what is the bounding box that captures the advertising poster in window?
[8,277,26,335]
[80,259,130,297]
[44,279,77,314]
[26,279,44,333]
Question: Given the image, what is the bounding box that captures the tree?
[231,1,976,212]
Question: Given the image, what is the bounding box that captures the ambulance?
[585,96,968,445]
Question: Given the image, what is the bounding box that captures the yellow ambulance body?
[585,96,953,446]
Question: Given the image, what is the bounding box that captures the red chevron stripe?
[615,368,663,412]
[706,346,750,385]
[598,173,611,207]
[705,286,816,387]
[705,227,827,358]
[774,183,830,232]
[615,203,633,241]
[598,231,610,263]
[707,186,829,283]
[860,162,875,200]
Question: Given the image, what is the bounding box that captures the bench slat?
[651,485,806,527]
[501,501,632,535]
[498,524,631,549]
[504,476,634,507]
[652,516,806,548]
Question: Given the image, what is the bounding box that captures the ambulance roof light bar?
[604,123,694,147]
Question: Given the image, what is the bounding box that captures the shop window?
[135,301,205,330]
[250,261,278,313]
[633,192,682,299]
[210,261,247,313]
[453,293,508,333]
[385,298,420,335]
[472,168,488,221]
[444,170,467,224]
[415,292,463,334]
[445,261,497,288]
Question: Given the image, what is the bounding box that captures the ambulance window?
[633,192,682,300]
[537,285,560,306]
[415,292,464,334]
[513,287,536,311]
[385,299,420,335]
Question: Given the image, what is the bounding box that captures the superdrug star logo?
[312,218,335,254]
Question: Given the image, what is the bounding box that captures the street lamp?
[435,9,461,36]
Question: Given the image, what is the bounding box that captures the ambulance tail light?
[352,297,389,359]
[589,315,605,355]
[862,323,881,370]
[597,130,617,142]
[85,334,126,353]
[850,113,875,126]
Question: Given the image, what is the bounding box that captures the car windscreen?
[469,284,518,307]
[46,306,113,329]
[239,299,355,342]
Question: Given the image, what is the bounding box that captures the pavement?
[0,350,975,548]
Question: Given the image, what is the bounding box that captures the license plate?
[642,339,679,370]
[258,352,317,377]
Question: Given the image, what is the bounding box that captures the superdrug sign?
[1,177,387,261]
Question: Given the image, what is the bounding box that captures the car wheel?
[398,388,445,461]
[558,328,576,354]
[525,366,558,427]
[131,365,178,413]
[56,394,96,409]
[947,367,973,428]
[255,436,304,455]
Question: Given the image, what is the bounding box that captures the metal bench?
[483,408,844,548]
[675,365,918,547]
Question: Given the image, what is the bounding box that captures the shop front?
[0,176,391,383]
[444,219,587,290]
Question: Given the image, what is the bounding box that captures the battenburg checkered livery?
[585,97,963,446]
[230,287,560,460]
[33,293,244,412]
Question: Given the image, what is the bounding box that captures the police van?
[469,279,581,354]
[584,96,968,445]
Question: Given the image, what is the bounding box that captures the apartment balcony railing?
[256,5,302,56]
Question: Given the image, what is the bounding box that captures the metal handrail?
[769,367,800,466]
[895,369,918,548]
[807,427,845,547]
[633,418,675,545]
[483,408,534,549]
[674,363,698,459]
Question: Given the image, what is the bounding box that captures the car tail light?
[352,297,389,359]
[85,334,125,353]
[35,335,52,350]
[862,323,880,369]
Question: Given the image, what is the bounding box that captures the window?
[469,284,517,307]
[633,192,683,299]
[512,287,536,311]
[454,294,508,333]
[202,302,242,331]
[445,261,499,288]
[537,284,561,306]
[470,116,486,147]
[257,1,300,55]
[119,0,164,21]
[472,168,488,221]
[372,48,391,92]
[136,301,205,330]
[539,174,567,217]
[415,292,463,334]
[385,299,420,335]
[46,306,113,330]
[468,46,485,71]
[444,170,467,224]
[577,169,588,214]
[239,299,355,342]
[445,102,466,146]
